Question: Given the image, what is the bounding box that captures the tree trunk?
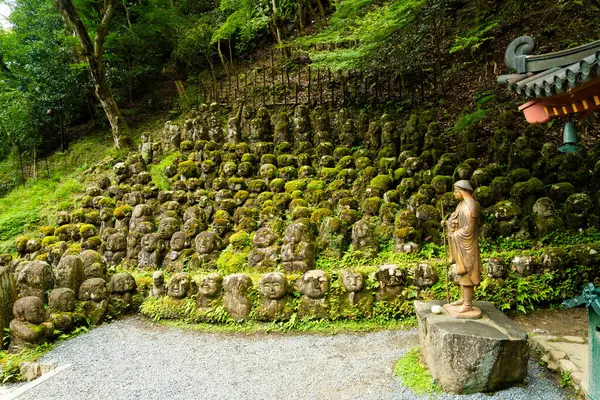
[217,39,228,72]
[54,0,128,148]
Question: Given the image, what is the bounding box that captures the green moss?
[370,175,393,191]
[80,224,97,238]
[229,231,251,250]
[292,206,312,220]
[320,167,340,182]
[393,168,408,181]
[311,208,333,224]
[284,180,308,193]
[431,175,452,195]
[15,235,30,253]
[362,197,382,216]
[394,346,440,395]
[216,247,249,274]
[41,235,58,248]
[336,155,354,170]
[507,168,531,183]
[307,180,326,191]
[269,178,285,193]
[114,205,133,219]
[39,226,55,237]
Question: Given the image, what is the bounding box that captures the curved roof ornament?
[505,36,536,74]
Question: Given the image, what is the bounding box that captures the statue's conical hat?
[453,180,474,192]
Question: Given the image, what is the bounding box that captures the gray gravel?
[4,316,571,400]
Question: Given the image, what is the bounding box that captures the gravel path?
[4,316,571,400]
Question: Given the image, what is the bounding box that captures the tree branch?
[54,0,94,57]
[94,0,117,61]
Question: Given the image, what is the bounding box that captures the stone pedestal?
[415,300,529,394]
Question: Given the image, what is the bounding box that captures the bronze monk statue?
[445,180,482,318]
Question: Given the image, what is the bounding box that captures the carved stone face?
[14,296,46,324]
[259,272,287,300]
[224,274,252,295]
[170,232,187,251]
[168,273,192,299]
[49,288,77,312]
[352,219,371,239]
[341,271,365,293]
[158,217,179,240]
[199,274,223,297]
[284,222,310,244]
[253,227,277,248]
[196,231,221,254]
[376,264,405,287]
[153,271,165,287]
[413,263,438,288]
[211,220,230,237]
[141,233,162,253]
[201,161,215,174]
[453,187,464,201]
[300,270,329,299]
[486,257,507,279]
[184,219,203,239]
[79,278,109,301]
[109,272,137,293]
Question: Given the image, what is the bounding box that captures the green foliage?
[559,369,572,388]
[149,152,180,190]
[449,20,498,54]
[0,323,90,383]
[394,346,440,394]
[297,0,425,70]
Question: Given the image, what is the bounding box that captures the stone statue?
[196,273,223,311]
[281,222,316,272]
[138,233,166,269]
[351,217,379,259]
[55,255,84,297]
[48,288,77,333]
[109,272,137,311]
[413,262,438,288]
[223,274,253,320]
[167,273,196,299]
[79,278,109,325]
[444,180,482,318]
[195,231,223,267]
[375,264,405,302]
[151,271,166,297]
[341,270,373,316]
[256,272,292,321]
[247,227,280,270]
[9,296,54,353]
[16,260,55,302]
[297,270,330,319]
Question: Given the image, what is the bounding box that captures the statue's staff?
[441,203,450,305]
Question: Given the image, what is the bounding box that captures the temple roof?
[498,36,600,99]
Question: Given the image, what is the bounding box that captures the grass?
[394,345,440,395]
[0,325,90,383]
[157,315,417,334]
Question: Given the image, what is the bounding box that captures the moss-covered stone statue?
[444,180,482,319]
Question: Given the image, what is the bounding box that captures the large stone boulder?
[415,300,529,394]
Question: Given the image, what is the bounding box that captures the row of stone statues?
[158,103,432,157]
[149,263,439,321]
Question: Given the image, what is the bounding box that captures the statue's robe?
[447,198,482,286]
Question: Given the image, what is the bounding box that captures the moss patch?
[394,346,440,395]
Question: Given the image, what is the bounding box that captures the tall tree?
[54,0,128,148]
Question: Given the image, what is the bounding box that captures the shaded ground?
[2,316,573,400]
[511,307,588,337]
